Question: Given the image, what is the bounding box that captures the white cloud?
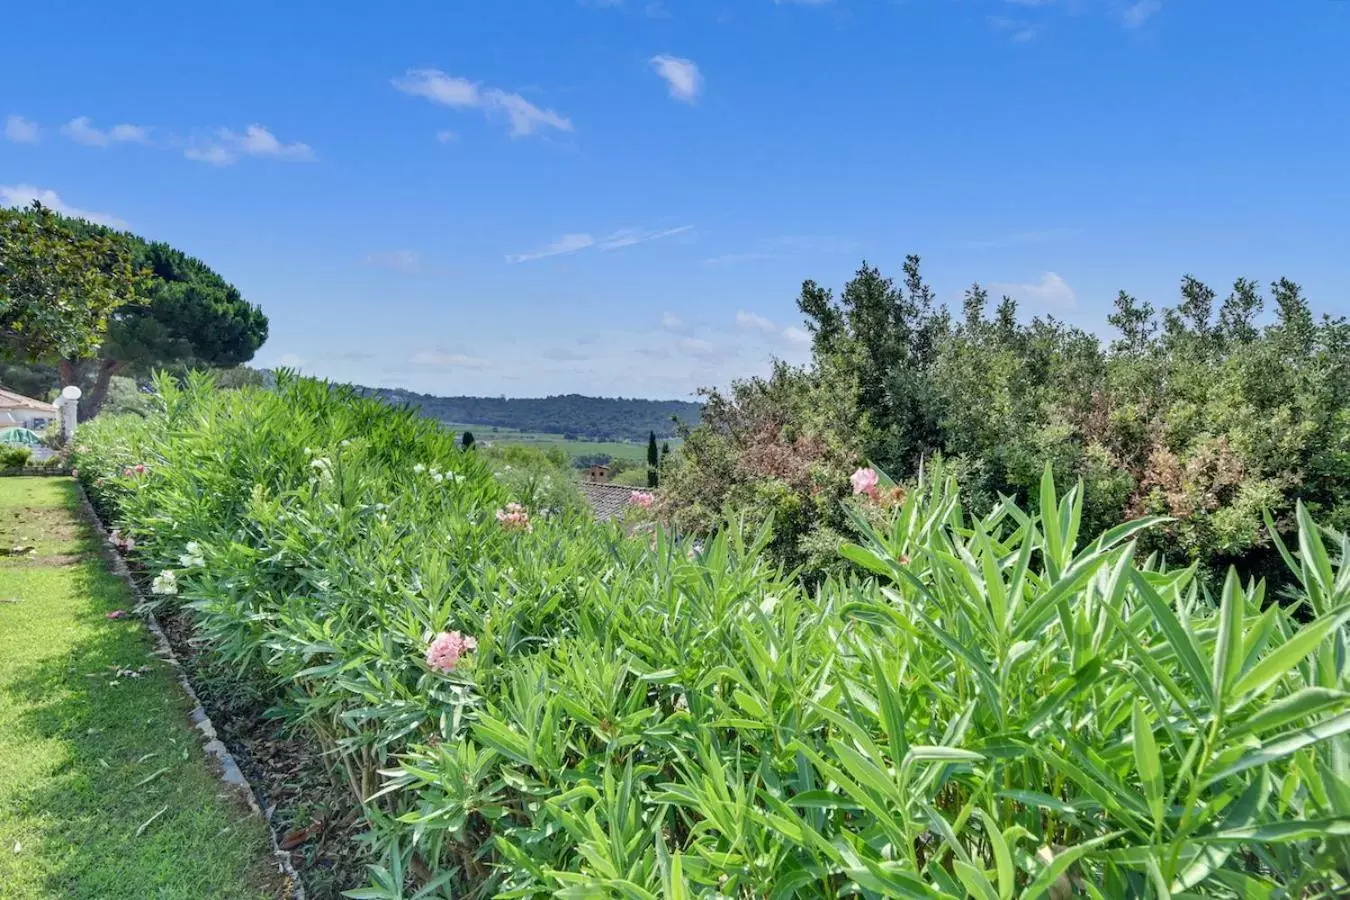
[507,224,691,263]
[649,55,702,103]
[60,116,150,147]
[736,311,778,334]
[185,124,314,165]
[411,351,491,368]
[783,326,812,345]
[273,353,309,370]
[393,69,574,137]
[4,115,38,143]
[1122,0,1160,28]
[0,184,128,229]
[435,129,458,143]
[990,272,1077,310]
[505,233,595,263]
[661,312,683,330]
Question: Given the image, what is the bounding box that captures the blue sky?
[3,0,1348,399]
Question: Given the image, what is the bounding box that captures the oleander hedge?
[72,372,1350,898]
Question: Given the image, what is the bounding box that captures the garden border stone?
[73,481,308,900]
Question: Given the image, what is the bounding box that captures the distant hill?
[358,388,702,442]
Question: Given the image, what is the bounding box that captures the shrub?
[72,373,1350,897]
[0,446,32,468]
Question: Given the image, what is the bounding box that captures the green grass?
[441,422,673,461]
[0,477,280,900]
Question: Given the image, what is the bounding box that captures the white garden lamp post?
[55,385,81,443]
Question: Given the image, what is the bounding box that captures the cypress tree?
[647,431,659,488]
[462,430,475,450]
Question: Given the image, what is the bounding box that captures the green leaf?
[1199,817,1350,843]
[1021,832,1122,900]
[1211,569,1245,702]
[1127,569,1214,709]
[1228,687,1350,738]
[975,809,1014,900]
[954,861,999,900]
[1205,710,1350,786]
[1230,606,1350,701]
[1132,701,1164,829]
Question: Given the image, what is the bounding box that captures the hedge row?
[72,372,1349,898]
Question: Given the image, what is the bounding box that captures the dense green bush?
[73,373,1349,897]
[666,262,1350,587]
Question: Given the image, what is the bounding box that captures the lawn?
[0,477,282,900]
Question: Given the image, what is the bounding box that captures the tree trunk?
[58,358,80,388]
[80,358,122,420]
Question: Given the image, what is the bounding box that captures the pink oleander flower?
[425,630,478,672]
[495,503,532,532]
[628,491,655,509]
[106,609,127,620]
[123,467,134,478]
[95,478,106,487]
[850,467,879,497]
[70,468,78,478]
[134,464,146,475]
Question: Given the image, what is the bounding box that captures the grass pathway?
[0,477,282,899]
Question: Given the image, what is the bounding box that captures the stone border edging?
[73,483,308,900]
[1,467,71,477]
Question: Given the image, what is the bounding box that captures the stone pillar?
[56,386,82,443]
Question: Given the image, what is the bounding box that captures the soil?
[157,610,371,899]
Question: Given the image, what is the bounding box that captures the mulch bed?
[155,610,371,900]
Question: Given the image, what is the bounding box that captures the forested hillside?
[358,387,701,441]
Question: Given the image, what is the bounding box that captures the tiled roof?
[579,481,651,521]
[0,388,56,412]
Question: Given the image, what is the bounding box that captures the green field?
[441,422,676,461]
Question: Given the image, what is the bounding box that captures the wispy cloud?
[783,326,812,345]
[435,129,458,144]
[411,350,492,368]
[990,272,1077,310]
[4,115,39,143]
[185,124,314,165]
[1122,0,1161,28]
[598,224,693,250]
[650,55,702,103]
[507,224,692,263]
[61,116,151,147]
[505,233,596,263]
[661,312,684,330]
[393,68,573,138]
[0,184,128,229]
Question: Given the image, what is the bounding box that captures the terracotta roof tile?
[578,481,651,521]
